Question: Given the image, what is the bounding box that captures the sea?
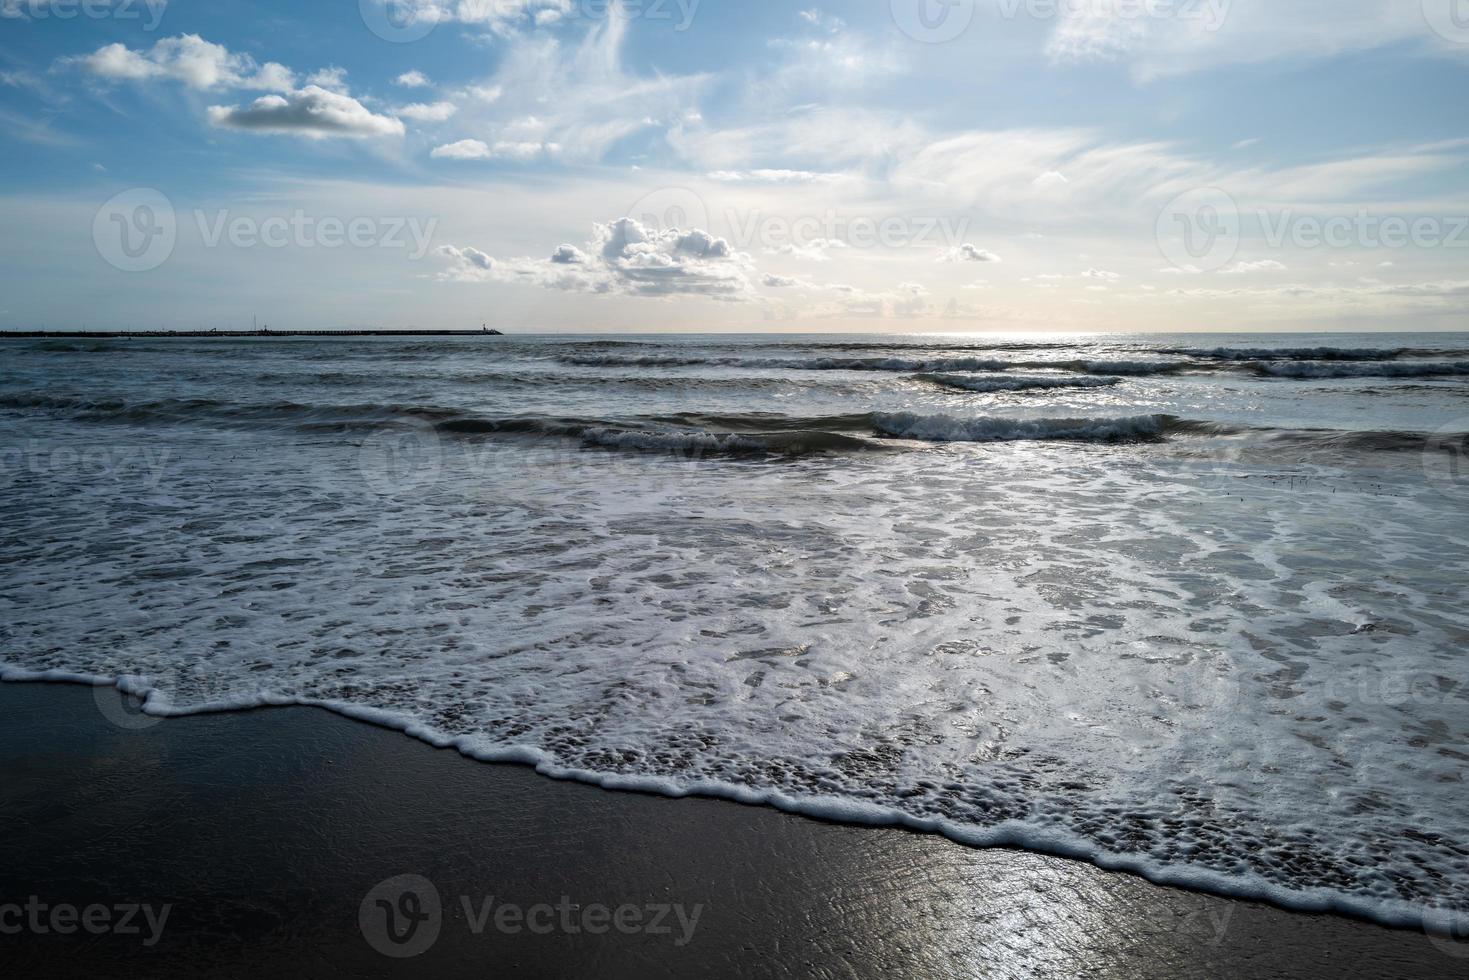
[3,331,1468,931]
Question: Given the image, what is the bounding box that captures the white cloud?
[439,11,710,164]
[208,86,405,139]
[436,217,756,301]
[942,244,1001,263]
[306,66,349,93]
[431,138,493,160]
[395,70,432,88]
[1082,268,1120,280]
[397,102,459,122]
[74,34,292,92]
[430,138,556,160]
[1045,1,1464,81]
[707,169,842,184]
[1220,259,1287,274]
[765,239,849,262]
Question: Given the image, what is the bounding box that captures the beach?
[1,682,1464,978]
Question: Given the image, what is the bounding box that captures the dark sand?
[2,683,1465,979]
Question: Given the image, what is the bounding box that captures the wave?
[873,412,1178,443]
[6,391,1457,460]
[915,373,1123,393]
[1254,360,1469,379]
[1167,345,1469,362]
[558,353,1194,376]
[5,665,1465,936]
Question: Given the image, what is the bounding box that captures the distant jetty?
[2,328,505,338]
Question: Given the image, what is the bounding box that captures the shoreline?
[2,681,1464,977]
[0,670,1451,936]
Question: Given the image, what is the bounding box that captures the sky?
[1,0,1467,333]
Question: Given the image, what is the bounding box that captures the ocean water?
[3,331,1469,929]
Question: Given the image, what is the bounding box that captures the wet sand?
[1,682,1464,978]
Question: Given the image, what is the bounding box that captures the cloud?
[73,34,292,92]
[437,11,710,165]
[395,70,432,88]
[306,66,349,93]
[431,138,493,160]
[707,169,842,184]
[436,244,495,274]
[1044,1,1462,81]
[762,273,811,288]
[435,217,756,300]
[397,102,459,122]
[765,239,849,262]
[942,244,1001,263]
[1082,268,1121,280]
[430,138,556,160]
[1220,259,1287,274]
[207,86,405,138]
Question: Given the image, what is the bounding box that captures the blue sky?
[2,0,1467,332]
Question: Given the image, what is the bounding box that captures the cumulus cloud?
[435,217,756,301]
[72,34,299,92]
[942,244,1001,263]
[70,35,402,140]
[1082,268,1121,281]
[761,273,812,288]
[305,66,349,93]
[436,245,495,275]
[208,86,404,138]
[396,101,459,122]
[395,70,432,88]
